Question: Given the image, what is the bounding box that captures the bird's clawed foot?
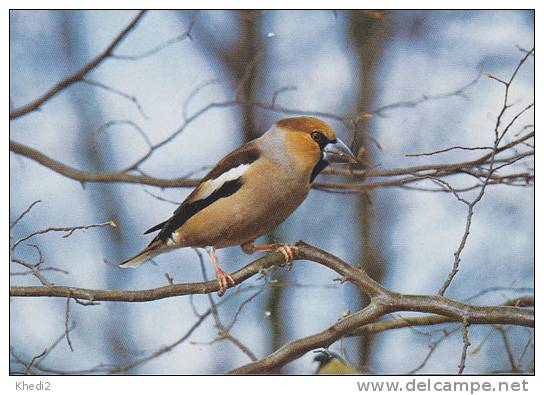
[241,242,296,271]
[276,244,295,271]
[215,267,236,297]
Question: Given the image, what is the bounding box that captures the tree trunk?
[348,9,392,370]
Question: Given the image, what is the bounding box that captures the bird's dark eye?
[311,131,324,143]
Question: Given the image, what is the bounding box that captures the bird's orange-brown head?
[276,116,337,143]
[274,116,357,167]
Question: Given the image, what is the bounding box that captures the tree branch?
[10,241,533,375]
[9,140,199,188]
[10,250,286,302]
[347,295,534,337]
[9,11,146,120]
[10,130,533,191]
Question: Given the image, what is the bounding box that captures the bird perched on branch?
[120,116,357,295]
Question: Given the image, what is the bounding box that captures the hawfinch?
[120,116,357,295]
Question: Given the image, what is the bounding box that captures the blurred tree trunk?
[179,10,288,372]
[233,12,286,367]
[217,12,287,362]
[348,10,393,370]
[180,10,262,140]
[62,11,137,370]
[236,10,262,141]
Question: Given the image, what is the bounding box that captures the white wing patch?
[195,163,250,201]
[167,230,179,246]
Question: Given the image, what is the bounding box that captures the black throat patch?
[309,138,336,183]
[310,156,329,183]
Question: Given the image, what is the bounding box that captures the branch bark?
[9,140,199,188]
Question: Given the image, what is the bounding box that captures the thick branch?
[9,141,199,188]
[348,295,534,336]
[227,292,532,374]
[10,243,533,320]
[10,251,285,302]
[228,303,387,374]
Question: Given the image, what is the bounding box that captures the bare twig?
[111,11,199,60]
[24,349,47,375]
[458,319,471,374]
[10,257,53,286]
[516,333,534,369]
[437,50,534,296]
[10,322,76,374]
[346,295,533,337]
[408,327,458,374]
[182,79,220,120]
[10,140,200,188]
[495,325,518,372]
[81,79,148,118]
[64,297,75,352]
[9,11,146,120]
[10,200,41,229]
[11,220,117,252]
[406,145,494,157]
[95,120,153,150]
[196,249,259,361]
[369,74,480,118]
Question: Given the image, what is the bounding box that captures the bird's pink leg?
[206,247,235,296]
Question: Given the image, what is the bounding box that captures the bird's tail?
[119,240,164,268]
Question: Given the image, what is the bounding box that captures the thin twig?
[458,319,471,374]
[10,200,41,229]
[64,297,74,352]
[111,11,199,61]
[406,145,494,157]
[81,79,148,118]
[11,221,117,252]
[437,50,534,296]
[9,11,146,119]
[196,249,259,362]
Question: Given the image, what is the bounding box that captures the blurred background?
[10,10,534,374]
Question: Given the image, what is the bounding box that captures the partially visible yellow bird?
[314,351,357,375]
[120,116,357,295]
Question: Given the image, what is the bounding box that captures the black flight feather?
[153,178,243,243]
[144,221,166,234]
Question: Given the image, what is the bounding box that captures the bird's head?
[275,116,358,165]
[313,350,336,366]
[313,350,355,375]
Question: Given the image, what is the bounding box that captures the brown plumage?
[120,116,357,295]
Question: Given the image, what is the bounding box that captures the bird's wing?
[144,140,262,244]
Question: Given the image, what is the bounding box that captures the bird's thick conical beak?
[323,139,358,164]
